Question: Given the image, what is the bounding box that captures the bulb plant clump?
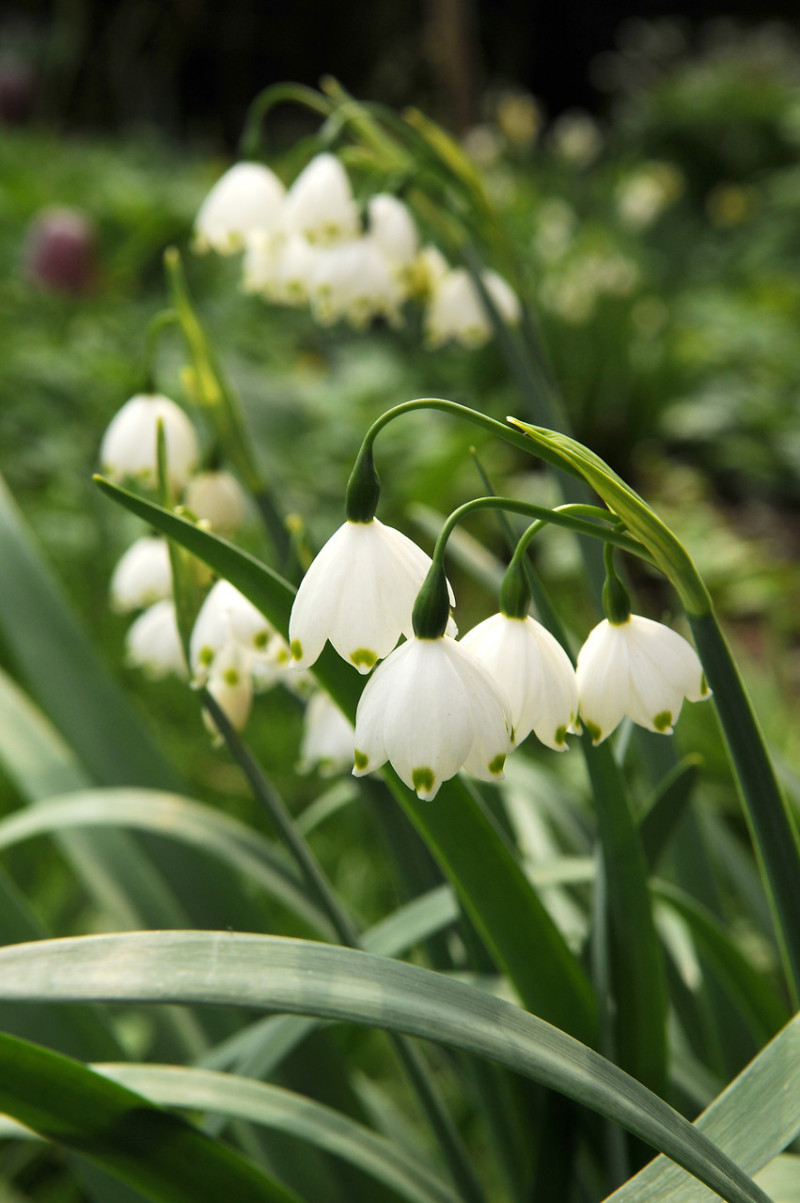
[27,80,797,1203]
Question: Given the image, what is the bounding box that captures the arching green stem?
[142,309,179,394]
[239,83,335,161]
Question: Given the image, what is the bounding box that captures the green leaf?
[0,931,773,1203]
[604,1011,800,1201]
[0,789,332,939]
[0,1032,303,1203]
[94,477,597,1045]
[639,757,702,870]
[103,1066,460,1203]
[0,473,181,790]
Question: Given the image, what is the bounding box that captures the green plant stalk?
[239,82,335,160]
[200,691,490,1203]
[163,248,290,562]
[689,608,800,1009]
[507,419,800,1008]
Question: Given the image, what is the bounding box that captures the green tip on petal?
[412,766,435,796]
[584,720,603,745]
[350,648,378,670]
[354,749,369,771]
[653,710,673,733]
[488,753,506,776]
[700,671,710,697]
[199,646,214,667]
[555,725,567,746]
[223,669,240,686]
[254,630,269,650]
[290,639,303,661]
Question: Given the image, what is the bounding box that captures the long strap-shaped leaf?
[604,1011,800,1201]
[0,1064,460,1203]
[0,931,772,1203]
[94,477,597,1046]
[0,1031,302,1203]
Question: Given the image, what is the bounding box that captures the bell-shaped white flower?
[281,153,359,246]
[415,244,450,298]
[125,600,186,681]
[309,238,404,328]
[353,635,512,800]
[460,613,579,750]
[99,394,200,493]
[183,470,248,534]
[194,162,285,254]
[576,614,711,744]
[190,579,277,685]
[110,536,172,613]
[203,638,254,739]
[297,690,355,776]
[245,232,319,305]
[425,267,521,348]
[367,194,419,270]
[289,518,455,675]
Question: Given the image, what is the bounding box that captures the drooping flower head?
[125,599,186,681]
[461,612,579,750]
[289,518,454,675]
[577,614,711,744]
[425,267,521,348]
[190,579,281,686]
[280,153,359,246]
[353,635,512,800]
[110,536,173,613]
[99,394,200,493]
[194,162,285,255]
[183,470,248,535]
[298,690,355,777]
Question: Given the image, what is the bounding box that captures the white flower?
[576,615,711,744]
[190,579,277,685]
[245,232,318,305]
[110,536,172,613]
[367,194,419,270]
[125,600,186,680]
[415,244,450,297]
[203,638,254,738]
[289,518,455,674]
[99,394,200,493]
[460,613,579,750]
[183,470,248,534]
[353,636,512,800]
[425,267,521,348]
[281,153,359,246]
[308,238,404,328]
[297,691,355,776]
[194,162,285,254]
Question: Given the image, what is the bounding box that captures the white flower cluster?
[193,153,520,348]
[288,518,711,800]
[100,391,351,761]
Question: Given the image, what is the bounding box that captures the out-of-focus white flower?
[125,599,186,680]
[183,470,248,535]
[615,163,683,229]
[367,194,419,271]
[289,518,455,674]
[460,613,579,750]
[297,690,355,776]
[281,153,359,246]
[203,638,254,738]
[110,537,172,613]
[246,232,319,305]
[309,238,404,328]
[549,111,603,167]
[533,199,577,263]
[190,579,278,685]
[576,614,711,744]
[425,267,521,348]
[461,124,504,168]
[194,162,285,254]
[241,231,282,297]
[99,394,200,493]
[353,635,512,800]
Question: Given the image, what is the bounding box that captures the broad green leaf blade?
[639,757,702,871]
[0,790,331,939]
[605,1012,800,1201]
[0,1064,459,1203]
[0,1033,302,1203]
[0,931,772,1203]
[94,478,597,1044]
[99,1065,460,1203]
[754,1156,800,1202]
[0,473,180,790]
